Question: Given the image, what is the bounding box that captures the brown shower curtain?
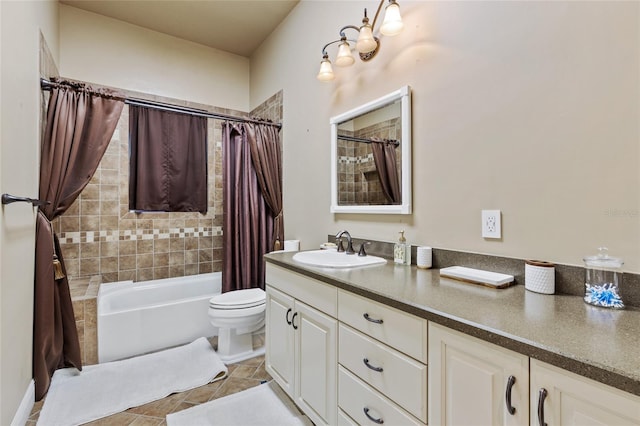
[246,122,283,251]
[34,79,124,400]
[222,121,283,293]
[371,141,401,204]
[129,106,208,213]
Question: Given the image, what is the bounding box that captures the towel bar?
[1,193,50,207]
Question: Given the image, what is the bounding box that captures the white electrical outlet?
[482,210,502,239]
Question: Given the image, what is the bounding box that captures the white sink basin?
[292,250,387,269]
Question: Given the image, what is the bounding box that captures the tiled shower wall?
[249,91,283,124]
[39,32,59,138]
[53,86,283,283]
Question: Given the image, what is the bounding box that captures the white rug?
[166,381,313,426]
[37,337,227,426]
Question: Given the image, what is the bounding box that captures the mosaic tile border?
[59,227,223,244]
[338,153,374,165]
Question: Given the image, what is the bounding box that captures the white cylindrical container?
[525,260,555,294]
[283,240,300,252]
[416,246,432,269]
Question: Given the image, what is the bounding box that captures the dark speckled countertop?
[264,251,640,397]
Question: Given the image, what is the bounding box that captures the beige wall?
[251,1,640,272]
[59,4,250,111]
[0,0,59,423]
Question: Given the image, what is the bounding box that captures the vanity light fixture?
[317,0,404,81]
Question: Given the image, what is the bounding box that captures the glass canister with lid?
[583,247,624,309]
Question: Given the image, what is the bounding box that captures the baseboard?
[10,379,34,426]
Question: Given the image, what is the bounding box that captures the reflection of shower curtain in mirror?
[371,142,401,204]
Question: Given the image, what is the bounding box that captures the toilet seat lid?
[209,288,265,309]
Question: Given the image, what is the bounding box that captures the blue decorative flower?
[584,283,624,309]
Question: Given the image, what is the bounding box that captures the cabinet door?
[265,286,295,397]
[295,300,337,426]
[530,360,640,426]
[429,323,529,426]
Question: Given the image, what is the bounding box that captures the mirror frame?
[330,85,412,214]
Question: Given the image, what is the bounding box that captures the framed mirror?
[330,85,411,214]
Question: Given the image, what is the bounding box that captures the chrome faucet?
[335,230,356,255]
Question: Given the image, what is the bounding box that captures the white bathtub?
[98,272,220,363]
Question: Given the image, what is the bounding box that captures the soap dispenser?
[394,231,410,265]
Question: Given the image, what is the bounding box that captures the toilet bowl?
[208,287,266,364]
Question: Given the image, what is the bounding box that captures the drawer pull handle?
[537,388,548,426]
[363,407,384,424]
[363,313,384,324]
[505,375,516,415]
[286,308,292,325]
[363,358,384,372]
[291,312,299,330]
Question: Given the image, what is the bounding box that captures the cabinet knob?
[291,312,299,330]
[537,388,548,426]
[505,375,516,415]
[363,407,384,424]
[286,308,293,325]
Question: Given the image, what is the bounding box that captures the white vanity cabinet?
[337,290,429,425]
[530,359,640,426]
[429,322,640,426]
[428,322,530,426]
[265,264,338,426]
[266,262,640,426]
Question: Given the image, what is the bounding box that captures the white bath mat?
[166,381,313,426]
[37,337,227,426]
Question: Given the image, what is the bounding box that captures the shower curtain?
[371,141,401,204]
[34,79,124,399]
[129,105,208,213]
[222,121,283,292]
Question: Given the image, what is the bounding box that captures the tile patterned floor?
[27,336,273,426]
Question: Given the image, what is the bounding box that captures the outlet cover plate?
[482,210,501,239]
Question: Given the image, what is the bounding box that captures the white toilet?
[208,287,266,364]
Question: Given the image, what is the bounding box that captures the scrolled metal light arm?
[317,0,404,81]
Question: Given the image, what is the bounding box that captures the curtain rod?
[40,78,282,130]
[337,134,399,146]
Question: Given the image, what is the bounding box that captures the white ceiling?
[59,0,300,57]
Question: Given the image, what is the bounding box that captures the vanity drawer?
[339,366,424,426]
[266,264,337,317]
[339,324,427,423]
[338,290,428,363]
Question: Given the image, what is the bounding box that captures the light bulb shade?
[317,58,335,81]
[335,41,355,67]
[356,24,377,53]
[380,1,404,36]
